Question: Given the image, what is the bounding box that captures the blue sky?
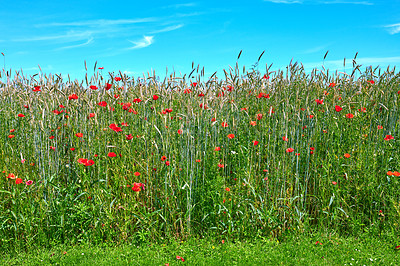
[1,0,399,81]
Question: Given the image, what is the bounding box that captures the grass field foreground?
[2,233,400,265]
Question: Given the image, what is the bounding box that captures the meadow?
[0,57,399,254]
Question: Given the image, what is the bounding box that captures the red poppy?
[215,147,221,151]
[225,187,230,192]
[346,113,354,119]
[286,148,294,153]
[394,171,400,177]
[68,94,78,100]
[358,107,366,113]
[49,136,55,139]
[7,173,16,179]
[191,82,198,87]
[132,182,144,192]
[89,113,95,118]
[377,125,383,129]
[315,99,323,105]
[109,124,122,132]
[26,180,33,185]
[165,161,170,166]
[332,181,337,185]
[218,163,224,168]
[221,122,228,127]
[134,172,140,176]
[105,83,112,90]
[8,135,14,139]
[108,152,117,157]
[253,140,259,146]
[126,134,134,140]
[161,156,167,161]
[114,94,120,99]
[75,133,83,138]
[153,95,159,101]
[33,86,41,92]
[257,113,263,120]
[384,135,394,141]
[257,92,270,99]
[98,67,104,70]
[263,74,269,79]
[177,129,183,134]
[184,88,192,94]
[250,121,257,126]
[328,83,336,87]
[395,245,400,250]
[335,105,342,112]
[282,136,288,142]
[15,178,23,185]
[227,134,235,139]
[70,148,75,151]
[344,153,351,158]
[115,77,122,81]
[90,85,98,90]
[198,92,205,97]
[17,114,25,117]
[24,104,29,109]
[387,171,393,176]
[196,159,201,162]
[367,80,375,84]
[50,146,56,150]
[310,147,315,151]
[77,158,87,165]
[98,101,107,107]
[85,159,95,166]
[133,98,142,103]
[315,241,322,245]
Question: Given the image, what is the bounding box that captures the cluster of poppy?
[387,171,400,176]
[77,158,95,166]
[6,173,34,185]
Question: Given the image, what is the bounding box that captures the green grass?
[2,233,400,265]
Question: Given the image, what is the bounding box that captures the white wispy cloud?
[150,24,184,34]
[128,36,154,49]
[13,31,92,42]
[22,65,53,72]
[320,0,373,5]
[163,3,197,8]
[264,0,302,3]
[56,38,94,50]
[302,56,400,70]
[385,23,400,35]
[301,45,330,54]
[36,18,157,27]
[264,0,373,4]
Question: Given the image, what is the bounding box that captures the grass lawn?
[3,233,399,265]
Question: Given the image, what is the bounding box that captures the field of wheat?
[0,59,399,248]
